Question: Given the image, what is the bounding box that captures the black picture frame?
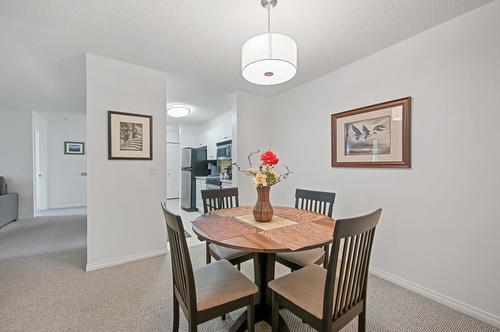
[64,141,85,155]
[108,111,153,160]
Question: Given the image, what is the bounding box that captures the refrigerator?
[181,147,208,211]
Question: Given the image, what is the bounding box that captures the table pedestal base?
[229,253,290,332]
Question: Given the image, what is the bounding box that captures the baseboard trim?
[86,247,168,272]
[47,204,87,210]
[369,266,500,328]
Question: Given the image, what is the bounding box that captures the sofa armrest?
[0,193,19,227]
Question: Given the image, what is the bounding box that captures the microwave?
[216,140,232,160]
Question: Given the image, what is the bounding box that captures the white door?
[167,143,181,199]
[34,130,47,210]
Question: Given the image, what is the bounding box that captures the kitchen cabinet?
[198,137,206,148]
[205,124,232,159]
[211,124,231,144]
[195,178,206,212]
[213,126,225,141]
[194,114,233,157]
[221,124,232,141]
[205,129,217,160]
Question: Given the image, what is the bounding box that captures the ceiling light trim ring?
[241,58,297,73]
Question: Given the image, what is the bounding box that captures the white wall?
[0,108,34,219]
[235,92,272,205]
[166,126,180,143]
[86,54,167,271]
[40,112,87,209]
[268,1,500,326]
[166,126,181,199]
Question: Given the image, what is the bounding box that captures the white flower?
[252,173,267,187]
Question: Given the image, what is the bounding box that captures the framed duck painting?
[331,97,411,168]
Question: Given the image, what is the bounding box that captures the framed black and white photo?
[64,142,85,155]
[108,111,153,160]
[331,97,411,168]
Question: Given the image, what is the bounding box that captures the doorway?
[32,111,87,217]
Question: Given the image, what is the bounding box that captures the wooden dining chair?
[276,188,336,271]
[202,188,254,271]
[161,202,258,332]
[269,209,382,332]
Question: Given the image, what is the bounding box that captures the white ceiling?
[165,74,234,126]
[0,0,493,123]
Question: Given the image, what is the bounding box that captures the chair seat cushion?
[195,259,258,311]
[277,248,325,267]
[209,243,250,261]
[268,264,327,319]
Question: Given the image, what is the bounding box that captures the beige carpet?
[0,215,498,332]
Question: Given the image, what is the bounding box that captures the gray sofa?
[0,176,18,228]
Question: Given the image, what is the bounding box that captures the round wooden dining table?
[191,206,335,332]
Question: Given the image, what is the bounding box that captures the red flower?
[260,150,279,166]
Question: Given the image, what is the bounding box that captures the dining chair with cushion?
[161,202,258,332]
[276,188,336,271]
[269,209,382,332]
[202,188,254,270]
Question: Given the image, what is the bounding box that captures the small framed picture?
[108,111,153,160]
[331,97,411,168]
[64,142,85,155]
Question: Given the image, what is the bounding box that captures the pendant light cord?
[267,1,272,59]
[267,3,271,34]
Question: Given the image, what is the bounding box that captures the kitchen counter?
[195,177,233,212]
[195,176,232,184]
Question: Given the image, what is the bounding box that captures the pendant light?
[241,0,297,85]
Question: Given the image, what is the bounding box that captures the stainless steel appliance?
[216,140,232,160]
[181,147,208,211]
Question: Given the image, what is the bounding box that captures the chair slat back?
[201,187,239,214]
[324,209,382,322]
[161,202,197,313]
[295,188,336,217]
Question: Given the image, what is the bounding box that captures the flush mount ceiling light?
[241,0,297,85]
[167,104,191,118]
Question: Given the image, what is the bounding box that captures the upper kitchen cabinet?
[205,123,232,159]
[181,111,233,152]
[198,135,207,148]
[221,123,232,141]
[205,128,218,160]
[214,126,226,142]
